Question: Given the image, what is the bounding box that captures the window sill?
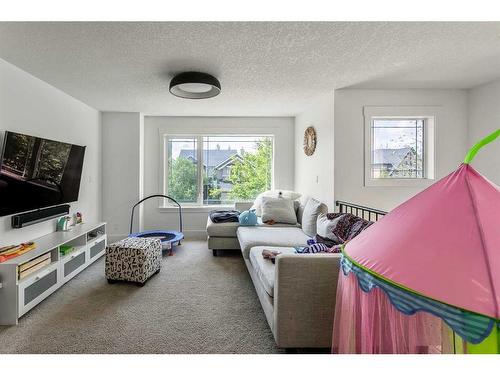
[159,205,234,213]
[364,178,435,188]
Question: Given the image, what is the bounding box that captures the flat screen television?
[0,131,86,217]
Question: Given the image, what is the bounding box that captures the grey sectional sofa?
[207,202,301,255]
[206,197,342,349]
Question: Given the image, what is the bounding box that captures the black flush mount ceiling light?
[169,72,221,99]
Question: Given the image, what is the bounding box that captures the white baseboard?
[108,234,128,243]
[182,230,208,240]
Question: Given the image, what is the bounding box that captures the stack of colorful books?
[0,242,36,263]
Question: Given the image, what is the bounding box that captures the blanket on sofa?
[316,213,373,247]
[209,210,241,223]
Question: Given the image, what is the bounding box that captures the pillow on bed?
[260,196,297,225]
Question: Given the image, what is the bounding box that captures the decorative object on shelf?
[59,245,74,256]
[74,212,83,225]
[56,216,71,231]
[169,71,221,99]
[303,126,317,156]
[0,242,36,263]
[88,229,105,240]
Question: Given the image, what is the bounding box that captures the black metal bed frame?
[335,200,387,221]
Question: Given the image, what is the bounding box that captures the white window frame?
[160,134,275,208]
[363,106,437,187]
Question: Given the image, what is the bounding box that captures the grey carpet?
[0,241,284,354]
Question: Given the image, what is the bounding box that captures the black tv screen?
[0,131,86,217]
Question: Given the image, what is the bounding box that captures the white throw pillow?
[260,197,298,225]
[301,198,327,237]
[276,190,302,200]
[251,189,301,216]
[316,213,338,241]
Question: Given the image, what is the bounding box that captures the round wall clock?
[303,126,317,156]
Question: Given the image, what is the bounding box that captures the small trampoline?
[129,194,184,255]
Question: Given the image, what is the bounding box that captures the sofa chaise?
[207,196,342,349]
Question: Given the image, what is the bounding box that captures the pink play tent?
[332,129,500,354]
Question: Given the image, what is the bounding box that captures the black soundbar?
[11,204,70,228]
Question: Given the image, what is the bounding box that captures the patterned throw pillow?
[316,213,342,245]
[347,219,374,240]
[325,213,373,243]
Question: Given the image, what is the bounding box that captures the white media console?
[0,222,107,325]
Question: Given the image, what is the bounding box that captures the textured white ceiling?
[0,22,499,116]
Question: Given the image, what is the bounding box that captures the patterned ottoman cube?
[105,237,162,286]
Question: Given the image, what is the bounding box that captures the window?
[166,138,199,203]
[371,119,424,179]
[164,135,273,206]
[364,106,436,187]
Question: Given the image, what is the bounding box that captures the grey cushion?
[301,198,328,237]
[206,216,240,237]
[296,195,310,224]
[260,197,297,225]
[249,246,296,297]
[237,226,310,259]
[207,216,301,238]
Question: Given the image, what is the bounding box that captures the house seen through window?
[371,119,424,179]
[166,135,273,205]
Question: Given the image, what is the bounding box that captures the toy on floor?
[129,194,184,256]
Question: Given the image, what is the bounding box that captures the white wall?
[143,116,295,238]
[334,89,468,211]
[468,79,500,185]
[294,92,335,210]
[101,112,144,242]
[0,58,101,246]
